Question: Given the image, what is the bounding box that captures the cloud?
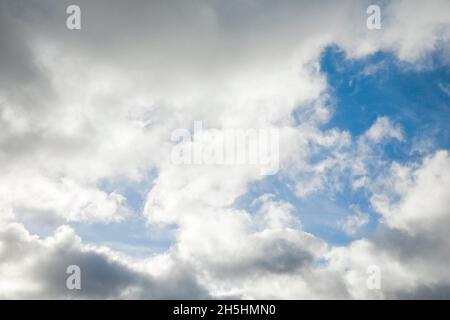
[365,116,404,143]
[327,150,450,299]
[0,222,209,299]
[438,82,450,96]
[290,116,404,199]
[0,0,450,299]
[371,150,450,235]
[1,174,128,224]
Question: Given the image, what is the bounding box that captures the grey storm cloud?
[0,223,210,299]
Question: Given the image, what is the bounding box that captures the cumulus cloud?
[1,0,450,299]
[371,150,450,235]
[327,150,450,299]
[339,211,370,236]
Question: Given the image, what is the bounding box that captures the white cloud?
[371,150,450,235]
[438,82,450,96]
[1,173,128,224]
[0,0,450,299]
[340,210,370,236]
[291,116,404,199]
[365,116,404,143]
[327,150,450,299]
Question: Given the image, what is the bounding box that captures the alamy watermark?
[66,265,81,290]
[366,5,381,30]
[65,4,381,32]
[170,121,280,176]
[66,5,81,30]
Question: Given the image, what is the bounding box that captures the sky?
[1,0,450,299]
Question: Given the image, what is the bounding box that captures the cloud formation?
[0,0,450,299]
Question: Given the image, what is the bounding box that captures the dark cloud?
[1,0,450,300]
[395,284,450,300]
[0,224,209,299]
